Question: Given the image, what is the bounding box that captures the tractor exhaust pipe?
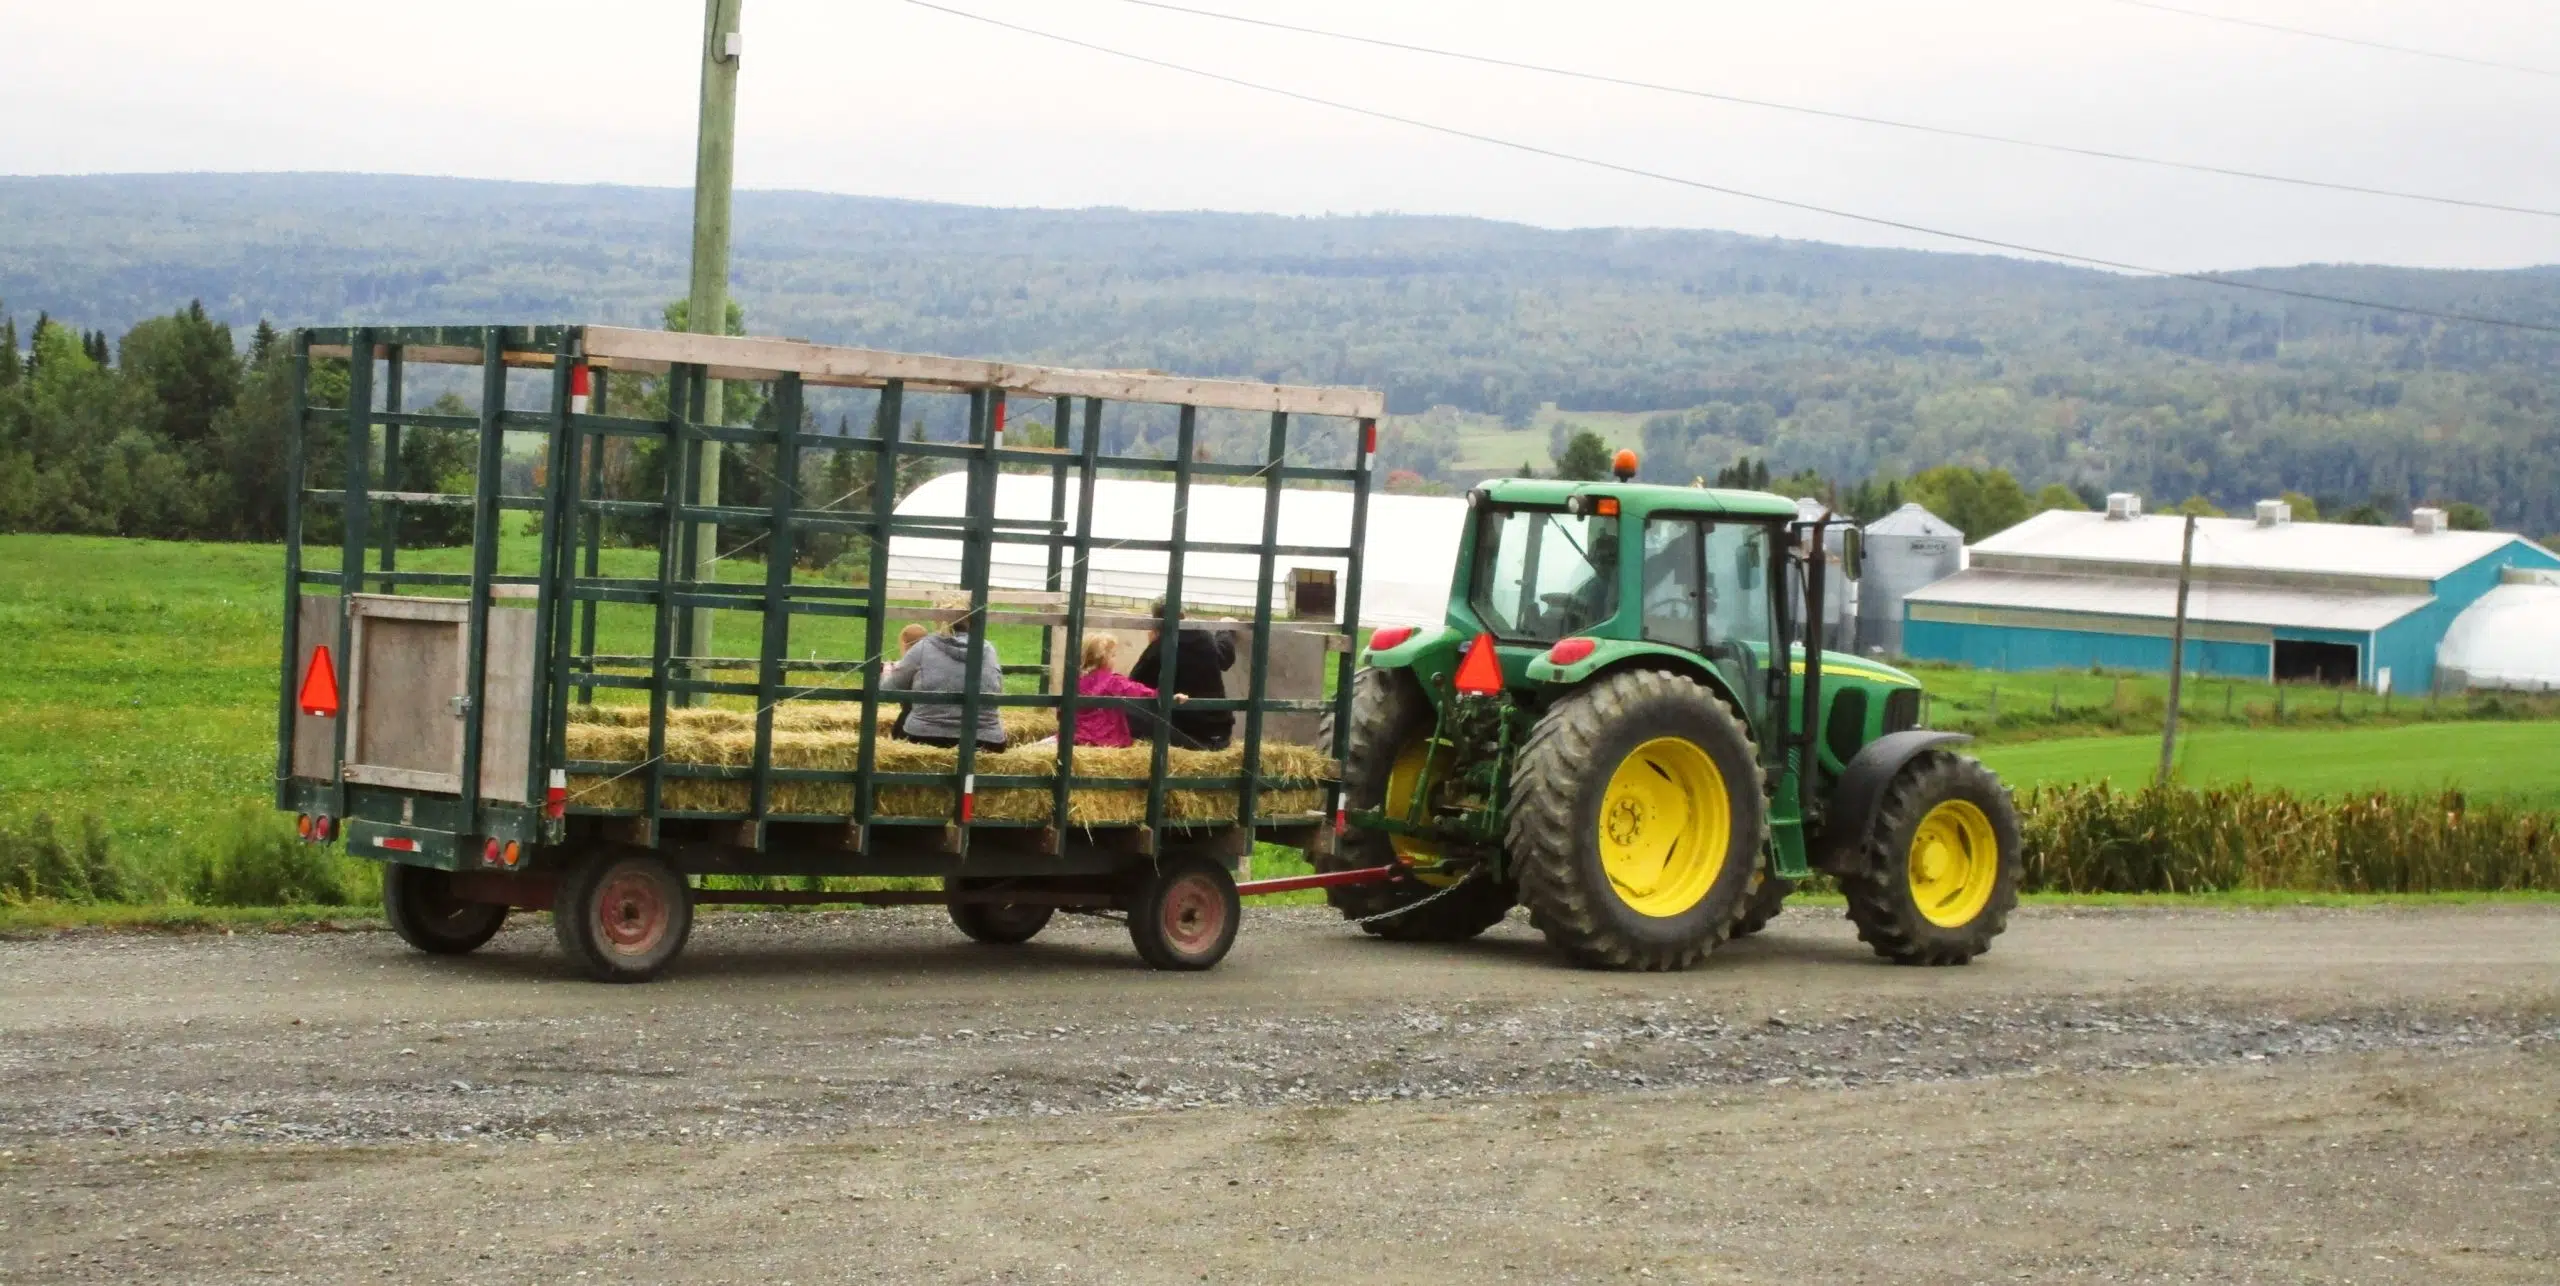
[1796,515,1830,825]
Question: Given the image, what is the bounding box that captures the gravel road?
[2,903,2554,1283]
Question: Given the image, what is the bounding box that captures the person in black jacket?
[1128,603,1238,750]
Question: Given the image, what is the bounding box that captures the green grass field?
[1978,721,2560,808]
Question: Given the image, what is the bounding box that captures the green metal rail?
[276,324,1380,864]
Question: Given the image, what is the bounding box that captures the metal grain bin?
[1857,503,1964,657]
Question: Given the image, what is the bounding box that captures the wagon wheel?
[552,849,694,983]
[1126,855,1240,971]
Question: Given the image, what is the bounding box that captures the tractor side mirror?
[1842,527,1863,582]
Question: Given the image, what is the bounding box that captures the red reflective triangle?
[1453,631,1505,695]
[298,644,341,717]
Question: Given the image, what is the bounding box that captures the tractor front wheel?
[1317,667,1516,941]
[1507,668,1766,971]
[1840,753,2020,965]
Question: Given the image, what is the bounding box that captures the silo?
[1857,503,1965,657]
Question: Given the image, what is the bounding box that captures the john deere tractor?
[1319,454,2020,970]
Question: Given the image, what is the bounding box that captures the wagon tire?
[382,864,508,955]
[946,877,1055,945]
[1127,855,1240,972]
[552,849,693,983]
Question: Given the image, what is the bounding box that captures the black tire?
[551,849,694,983]
[1507,668,1767,971]
[1840,753,2021,966]
[1314,666,1517,941]
[1126,855,1241,971]
[1730,873,1795,940]
[382,863,508,955]
[945,877,1055,945]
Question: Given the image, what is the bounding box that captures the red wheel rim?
[595,867,670,956]
[1159,872,1227,956]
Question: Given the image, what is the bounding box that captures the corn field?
[2017,783,2560,894]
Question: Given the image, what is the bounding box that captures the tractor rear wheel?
[1730,873,1795,940]
[1507,668,1765,971]
[1316,667,1516,941]
[382,864,508,955]
[1840,753,2020,965]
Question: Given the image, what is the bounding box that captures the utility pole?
[687,0,743,665]
[2157,513,2197,785]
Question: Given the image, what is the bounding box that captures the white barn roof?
[1970,509,2535,583]
[887,473,1465,629]
[1908,569,2432,632]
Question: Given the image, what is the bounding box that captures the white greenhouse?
[2436,569,2560,692]
[887,472,1468,628]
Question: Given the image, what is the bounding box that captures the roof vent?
[2411,506,2445,536]
[2254,499,2292,528]
[2104,492,2143,521]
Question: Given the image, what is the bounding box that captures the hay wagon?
[273,323,1397,980]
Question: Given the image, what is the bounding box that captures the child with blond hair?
[1068,635,1183,748]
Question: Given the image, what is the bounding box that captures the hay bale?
[562,708,1328,824]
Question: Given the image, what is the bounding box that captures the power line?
[898,0,2560,337]
[1117,0,2560,220]
[2100,0,2560,80]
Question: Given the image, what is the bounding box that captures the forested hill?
[6,172,2560,531]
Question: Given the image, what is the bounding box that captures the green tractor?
[1319,455,2020,970]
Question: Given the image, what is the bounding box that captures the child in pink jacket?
[1070,636,1183,747]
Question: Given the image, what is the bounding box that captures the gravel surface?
[2,903,2554,1283]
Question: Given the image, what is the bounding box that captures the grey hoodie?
[880,630,1007,746]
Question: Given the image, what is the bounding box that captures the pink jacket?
[1071,669,1157,748]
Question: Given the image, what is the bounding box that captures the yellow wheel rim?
[1595,737,1730,918]
[1907,799,1998,928]
[1383,737,1459,885]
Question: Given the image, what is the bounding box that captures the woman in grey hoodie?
[881,619,1007,750]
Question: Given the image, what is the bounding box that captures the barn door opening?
[2273,639,2359,686]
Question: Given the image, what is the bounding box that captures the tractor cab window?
[1637,516,1776,720]
[1471,507,1619,642]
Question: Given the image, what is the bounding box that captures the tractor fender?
[1812,730,1974,876]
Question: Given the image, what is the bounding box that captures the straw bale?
[563,710,1328,825]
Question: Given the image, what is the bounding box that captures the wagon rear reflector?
[297,645,341,717]
[378,836,418,853]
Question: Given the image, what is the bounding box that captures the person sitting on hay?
[1062,635,1185,749]
[1130,601,1238,751]
[881,594,1007,750]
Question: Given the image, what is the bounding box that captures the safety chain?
[1338,867,1485,927]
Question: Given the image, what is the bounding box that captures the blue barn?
[1901,498,2560,692]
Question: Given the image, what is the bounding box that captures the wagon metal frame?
[273,323,1389,975]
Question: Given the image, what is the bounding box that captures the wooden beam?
[579,326,1387,419]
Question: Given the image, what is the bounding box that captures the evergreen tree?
[0,314,17,389]
[250,319,279,365]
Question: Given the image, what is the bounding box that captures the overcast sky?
[9,0,2556,272]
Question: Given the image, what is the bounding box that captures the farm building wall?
[1901,617,2269,677]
